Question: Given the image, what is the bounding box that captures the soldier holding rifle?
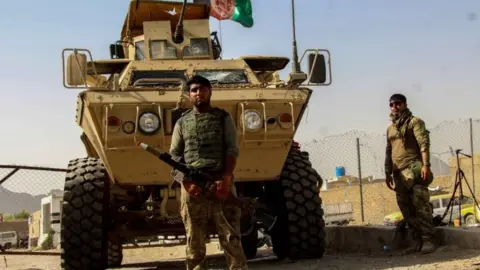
[169,75,248,270]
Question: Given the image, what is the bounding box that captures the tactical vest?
[387,116,422,171]
[180,107,228,171]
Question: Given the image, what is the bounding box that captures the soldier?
[169,75,248,270]
[384,93,437,255]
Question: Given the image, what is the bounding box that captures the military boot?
[399,240,422,256]
[420,238,436,254]
[399,228,422,256]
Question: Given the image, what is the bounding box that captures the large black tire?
[60,157,110,270]
[240,216,258,259]
[465,214,476,226]
[267,149,325,260]
[108,240,123,267]
[3,242,12,250]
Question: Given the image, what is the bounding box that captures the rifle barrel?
[138,142,191,176]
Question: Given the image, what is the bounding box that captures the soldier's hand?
[183,182,201,198]
[385,174,394,191]
[215,176,231,201]
[205,182,217,194]
[421,166,430,181]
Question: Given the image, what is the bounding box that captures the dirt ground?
[1,243,480,270]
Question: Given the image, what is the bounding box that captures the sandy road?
[1,244,480,270]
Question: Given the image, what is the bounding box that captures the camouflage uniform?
[385,109,436,252]
[170,107,248,270]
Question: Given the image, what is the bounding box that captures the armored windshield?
[194,70,249,84]
[135,40,145,60]
[131,70,187,87]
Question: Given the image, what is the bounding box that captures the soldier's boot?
[399,240,422,256]
[420,238,436,254]
[400,228,422,256]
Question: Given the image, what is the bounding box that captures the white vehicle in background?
[0,231,17,250]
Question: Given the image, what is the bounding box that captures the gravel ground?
[1,244,480,270]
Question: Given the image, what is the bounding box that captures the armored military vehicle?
[60,0,332,269]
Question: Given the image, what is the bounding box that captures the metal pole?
[469,118,477,223]
[356,137,365,223]
[290,0,301,73]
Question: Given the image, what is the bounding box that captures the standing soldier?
[169,75,248,270]
[384,93,436,255]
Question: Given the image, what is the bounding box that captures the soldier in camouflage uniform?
[170,75,248,270]
[384,93,437,255]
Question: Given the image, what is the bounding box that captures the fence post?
[356,137,365,223]
[469,118,477,224]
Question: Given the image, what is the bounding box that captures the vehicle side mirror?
[110,44,125,59]
[308,53,326,84]
[66,51,88,86]
[300,49,332,86]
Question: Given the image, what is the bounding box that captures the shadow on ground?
[110,246,480,270]
[109,250,282,270]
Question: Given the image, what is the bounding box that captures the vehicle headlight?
[243,109,263,130]
[138,112,160,134]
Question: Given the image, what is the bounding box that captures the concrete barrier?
[3,225,479,256]
[437,226,480,249]
[325,225,480,253]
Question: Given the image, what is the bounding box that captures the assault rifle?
[138,142,278,232]
[138,142,233,199]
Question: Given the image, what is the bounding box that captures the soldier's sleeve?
[412,117,430,153]
[384,127,393,175]
[224,113,239,158]
[169,118,184,162]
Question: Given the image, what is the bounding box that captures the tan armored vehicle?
[60,0,332,269]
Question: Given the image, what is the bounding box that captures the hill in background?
[0,186,62,215]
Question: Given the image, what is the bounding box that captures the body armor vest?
[180,107,227,171]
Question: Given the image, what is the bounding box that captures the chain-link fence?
[1,118,479,235]
[305,118,480,226]
[0,165,67,250]
[0,166,66,220]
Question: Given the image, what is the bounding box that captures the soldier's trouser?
[180,185,248,270]
[393,161,435,242]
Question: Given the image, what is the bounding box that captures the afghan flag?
[206,0,254,28]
